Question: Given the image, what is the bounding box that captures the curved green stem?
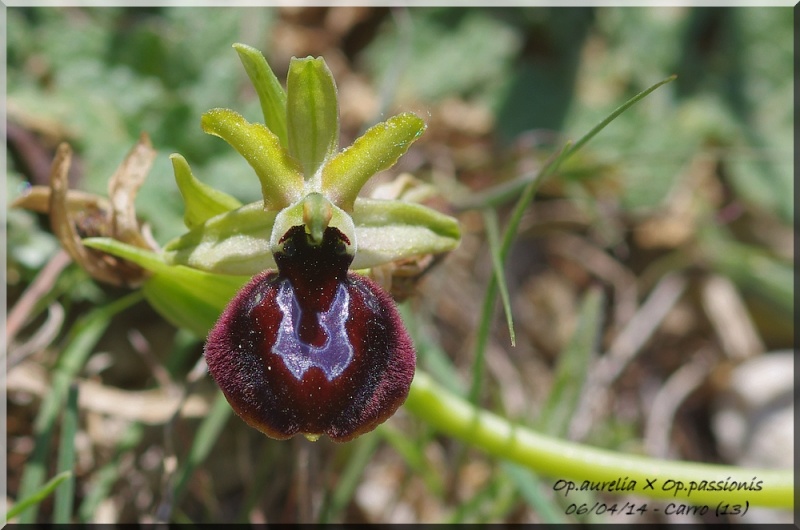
[405,371,792,509]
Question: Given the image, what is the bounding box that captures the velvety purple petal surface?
[205,226,415,441]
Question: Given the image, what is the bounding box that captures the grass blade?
[160,392,232,521]
[501,463,565,523]
[399,303,466,398]
[78,423,145,522]
[564,75,677,160]
[537,287,604,437]
[7,471,72,521]
[468,75,676,405]
[468,145,569,405]
[482,208,515,347]
[14,292,143,523]
[318,433,382,523]
[53,383,79,523]
[497,289,604,523]
[377,423,445,497]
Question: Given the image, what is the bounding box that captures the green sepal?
[82,237,248,336]
[233,43,289,148]
[286,56,340,180]
[171,154,242,229]
[201,108,303,210]
[158,196,459,276]
[350,198,460,270]
[322,113,426,211]
[143,272,244,337]
[161,201,278,275]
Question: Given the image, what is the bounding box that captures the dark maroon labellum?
[205,226,416,442]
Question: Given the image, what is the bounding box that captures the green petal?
[161,201,278,275]
[322,113,426,211]
[160,195,355,276]
[157,196,460,276]
[286,56,340,180]
[171,154,242,229]
[201,108,303,210]
[232,42,288,148]
[350,198,460,269]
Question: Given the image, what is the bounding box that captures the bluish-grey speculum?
[272,281,353,381]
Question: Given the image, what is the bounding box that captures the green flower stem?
[405,371,793,509]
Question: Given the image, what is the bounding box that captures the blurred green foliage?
[8,6,791,242]
[8,7,276,246]
[363,6,792,219]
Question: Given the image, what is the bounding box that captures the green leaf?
[321,112,426,211]
[82,237,248,336]
[363,9,520,105]
[161,201,277,275]
[171,153,242,229]
[726,9,793,222]
[201,108,303,210]
[53,384,79,523]
[142,271,244,337]
[286,56,340,180]
[482,209,515,347]
[350,198,460,270]
[8,471,73,521]
[233,42,289,148]
[700,227,793,316]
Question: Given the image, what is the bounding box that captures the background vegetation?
[6,6,793,524]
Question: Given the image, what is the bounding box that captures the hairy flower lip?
[204,226,416,442]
